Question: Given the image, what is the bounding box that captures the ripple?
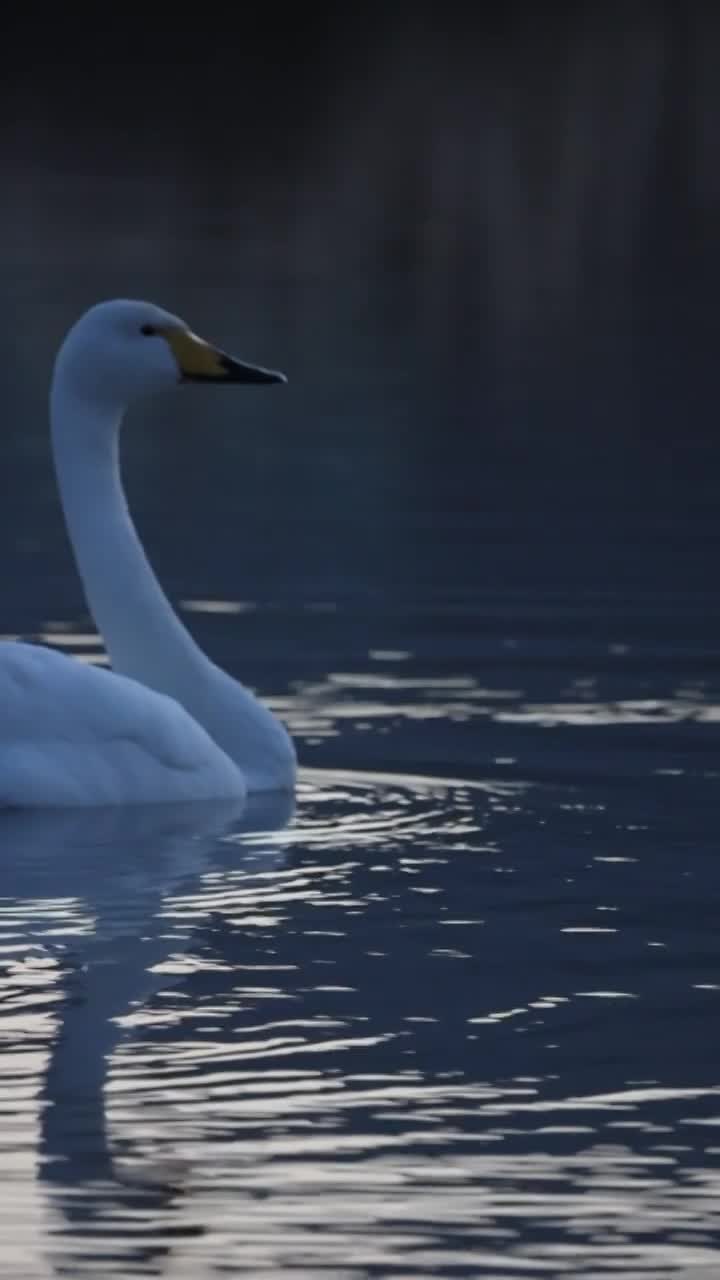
[0,749,716,1272]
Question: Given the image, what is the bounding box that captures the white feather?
[1,299,296,808]
[0,642,246,807]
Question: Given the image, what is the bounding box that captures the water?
[2,553,719,1277]
[2,6,720,1275]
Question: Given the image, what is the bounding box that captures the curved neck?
[50,384,205,687]
[48,379,297,791]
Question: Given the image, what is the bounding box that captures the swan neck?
[48,374,298,793]
[49,383,203,683]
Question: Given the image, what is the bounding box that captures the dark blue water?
[1,7,719,1274]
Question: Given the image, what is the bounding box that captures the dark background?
[0,1,718,682]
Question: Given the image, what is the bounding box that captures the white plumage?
[0,642,246,807]
[1,299,297,808]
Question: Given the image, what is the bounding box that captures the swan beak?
[164,327,286,384]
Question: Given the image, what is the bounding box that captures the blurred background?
[2,2,719,690]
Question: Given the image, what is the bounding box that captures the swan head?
[51,298,286,410]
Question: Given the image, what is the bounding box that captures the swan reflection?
[0,790,294,1273]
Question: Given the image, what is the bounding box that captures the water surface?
[1,564,718,1277]
[1,7,720,1274]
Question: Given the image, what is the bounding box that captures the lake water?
[1,7,720,1275]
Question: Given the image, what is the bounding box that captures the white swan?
[1,299,297,808]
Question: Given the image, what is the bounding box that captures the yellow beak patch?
[159,324,287,385]
[162,327,229,380]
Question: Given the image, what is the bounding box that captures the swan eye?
[140,323,157,337]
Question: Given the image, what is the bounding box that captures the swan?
[1,298,297,808]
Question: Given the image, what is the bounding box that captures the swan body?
[1,299,297,808]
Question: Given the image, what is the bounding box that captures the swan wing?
[0,642,246,807]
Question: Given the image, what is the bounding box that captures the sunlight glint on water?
[0,656,718,1276]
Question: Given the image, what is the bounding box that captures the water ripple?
[0,659,716,1275]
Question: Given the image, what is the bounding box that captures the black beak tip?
[221,355,288,385]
